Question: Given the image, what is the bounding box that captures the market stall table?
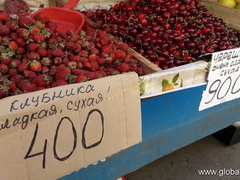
[60,84,240,180]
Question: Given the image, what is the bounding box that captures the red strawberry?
[84,41,95,49]
[105,57,113,65]
[69,33,80,42]
[48,38,57,44]
[76,39,83,46]
[117,63,130,72]
[60,32,68,39]
[62,57,69,65]
[34,13,49,23]
[83,61,92,70]
[17,47,26,54]
[96,57,105,65]
[116,50,127,59]
[18,62,29,72]
[87,72,97,80]
[18,80,37,92]
[0,64,8,74]
[37,48,47,57]
[95,71,104,78]
[8,82,16,92]
[99,70,107,77]
[79,50,88,57]
[99,66,105,71]
[0,12,9,22]
[0,85,8,99]
[52,48,64,57]
[23,70,37,81]
[1,58,11,65]
[47,22,57,31]
[28,43,40,51]
[88,54,97,61]
[30,60,42,72]
[42,66,49,73]
[75,74,88,83]
[77,62,83,69]
[16,28,29,39]
[8,68,18,77]
[72,69,82,76]
[124,53,133,63]
[100,38,111,46]
[118,43,129,51]
[33,74,52,87]
[69,55,80,62]
[8,41,18,50]
[102,45,112,54]
[86,29,96,36]
[109,53,116,61]
[16,38,26,47]
[98,31,107,38]
[91,48,99,54]
[49,66,58,76]
[52,80,68,87]
[28,52,40,60]
[33,34,45,42]
[18,15,33,27]
[57,64,66,71]
[66,42,77,51]
[10,59,21,68]
[11,74,22,84]
[55,68,71,80]
[96,43,102,49]
[30,26,40,35]
[10,33,18,40]
[0,25,10,35]
[90,61,99,71]
[107,68,120,75]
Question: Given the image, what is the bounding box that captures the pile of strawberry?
[0,12,143,99]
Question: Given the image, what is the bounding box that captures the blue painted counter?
[60,85,240,180]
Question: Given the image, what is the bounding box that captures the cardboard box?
[0,73,142,180]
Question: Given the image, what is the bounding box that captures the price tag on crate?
[199,48,240,111]
[0,73,141,180]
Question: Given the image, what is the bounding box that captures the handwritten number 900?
[24,109,104,169]
[205,75,240,104]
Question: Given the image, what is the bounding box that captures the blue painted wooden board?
[60,85,240,180]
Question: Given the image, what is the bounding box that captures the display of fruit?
[218,0,236,8]
[217,0,240,10]
[0,12,143,99]
[83,0,240,69]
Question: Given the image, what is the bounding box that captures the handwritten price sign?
[0,73,141,180]
[199,48,240,111]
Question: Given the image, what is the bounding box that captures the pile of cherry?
[83,0,240,69]
[0,12,143,99]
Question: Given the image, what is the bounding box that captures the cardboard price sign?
[0,73,141,180]
[199,48,240,111]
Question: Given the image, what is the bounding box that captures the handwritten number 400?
[24,109,104,169]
